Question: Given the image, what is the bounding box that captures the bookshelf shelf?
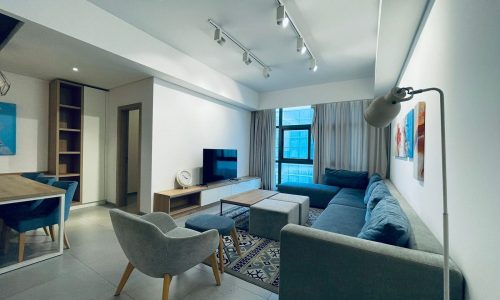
[49,80,83,203]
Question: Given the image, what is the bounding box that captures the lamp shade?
[364,87,408,128]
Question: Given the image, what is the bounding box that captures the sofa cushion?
[365,182,391,221]
[324,168,368,189]
[364,174,384,204]
[312,204,366,237]
[328,188,366,209]
[277,182,341,209]
[357,196,411,247]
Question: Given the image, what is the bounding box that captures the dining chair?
[109,209,221,300]
[20,172,43,180]
[0,176,57,237]
[2,181,77,262]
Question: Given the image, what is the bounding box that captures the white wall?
[150,78,251,212]
[259,77,374,109]
[127,109,140,193]
[0,0,259,110]
[390,1,500,299]
[0,72,48,173]
[106,78,154,213]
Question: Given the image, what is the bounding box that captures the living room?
[0,0,499,300]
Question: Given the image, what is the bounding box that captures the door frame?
[116,103,142,212]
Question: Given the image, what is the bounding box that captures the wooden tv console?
[153,176,261,218]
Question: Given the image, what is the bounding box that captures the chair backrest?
[53,181,78,220]
[109,209,170,278]
[34,181,77,221]
[35,176,57,185]
[21,172,43,180]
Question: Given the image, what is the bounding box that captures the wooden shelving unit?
[48,80,83,204]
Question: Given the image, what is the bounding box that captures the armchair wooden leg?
[43,227,49,236]
[162,274,172,300]
[48,225,55,242]
[115,262,134,296]
[218,236,225,273]
[18,232,26,263]
[63,231,70,249]
[209,252,221,286]
[230,228,242,256]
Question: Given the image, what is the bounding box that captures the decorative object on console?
[414,102,426,180]
[176,169,192,189]
[364,86,450,300]
[0,102,16,155]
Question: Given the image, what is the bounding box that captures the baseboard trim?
[70,200,106,211]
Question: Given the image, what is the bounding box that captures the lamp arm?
[398,87,449,300]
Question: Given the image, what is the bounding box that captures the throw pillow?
[358,196,411,247]
[324,168,369,189]
[364,174,384,205]
[365,182,391,221]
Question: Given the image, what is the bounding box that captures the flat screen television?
[203,149,237,185]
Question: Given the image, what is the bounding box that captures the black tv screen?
[203,149,237,184]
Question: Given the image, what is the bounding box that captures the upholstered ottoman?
[249,199,299,241]
[185,214,242,273]
[268,193,310,225]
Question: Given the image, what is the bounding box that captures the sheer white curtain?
[249,109,276,190]
[311,100,388,183]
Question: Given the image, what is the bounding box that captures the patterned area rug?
[211,206,323,294]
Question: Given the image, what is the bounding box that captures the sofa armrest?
[280,224,464,300]
[277,183,340,209]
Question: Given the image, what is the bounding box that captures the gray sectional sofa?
[277,171,464,300]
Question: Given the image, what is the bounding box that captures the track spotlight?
[297,37,306,55]
[243,51,252,65]
[276,5,289,28]
[309,58,318,72]
[263,67,271,79]
[214,28,226,46]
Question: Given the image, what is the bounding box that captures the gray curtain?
[249,109,276,190]
[311,100,389,183]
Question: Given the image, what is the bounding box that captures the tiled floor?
[0,204,279,300]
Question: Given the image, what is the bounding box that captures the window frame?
[275,108,314,185]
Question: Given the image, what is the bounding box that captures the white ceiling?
[0,21,149,89]
[88,0,380,92]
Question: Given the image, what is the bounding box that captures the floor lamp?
[364,87,449,300]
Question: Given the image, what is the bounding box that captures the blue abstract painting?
[0,102,16,155]
[405,109,414,159]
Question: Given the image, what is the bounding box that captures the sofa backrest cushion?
[365,182,391,221]
[357,196,411,247]
[324,168,368,189]
[364,174,384,205]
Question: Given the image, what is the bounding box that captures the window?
[275,106,314,185]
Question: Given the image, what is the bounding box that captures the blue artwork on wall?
[405,109,414,159]
[0,102,16,155]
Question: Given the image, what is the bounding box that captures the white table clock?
[176,170,193,189]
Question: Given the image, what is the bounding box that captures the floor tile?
[0,205,278,300]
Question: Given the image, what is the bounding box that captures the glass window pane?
[275,109,280,126]
[281,163,313,184]
[282,106,313,125]
[283,129,309,159]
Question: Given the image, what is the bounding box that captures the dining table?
[0,174,66,274]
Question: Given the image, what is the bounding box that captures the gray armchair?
[109,209,221,300]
